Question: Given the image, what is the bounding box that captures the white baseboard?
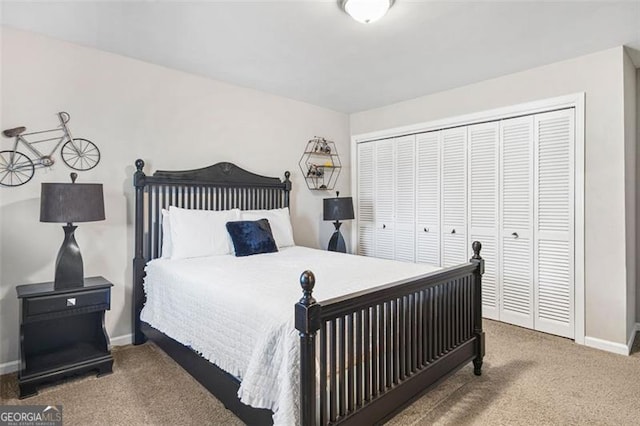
[0,333,134,376]
[111,333,133,347]
[584,335,631,356]
[0,360,20,376]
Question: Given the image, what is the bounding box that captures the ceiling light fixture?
[341,0,395,24]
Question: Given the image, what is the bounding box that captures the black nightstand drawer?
[24,288,110,317]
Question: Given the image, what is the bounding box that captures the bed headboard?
[132,159,291,344]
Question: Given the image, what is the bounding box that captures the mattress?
[141,246,440,425]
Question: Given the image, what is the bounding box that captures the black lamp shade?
[40,179,105,289]
[40,183,105,223]
[323,196,354,221]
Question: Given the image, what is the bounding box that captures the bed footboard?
[295,242,485,425]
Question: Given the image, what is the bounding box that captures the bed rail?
[296,242,485,425]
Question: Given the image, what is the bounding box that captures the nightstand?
[16,276,114,398]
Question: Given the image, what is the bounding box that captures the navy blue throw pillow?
[226,219,278,257]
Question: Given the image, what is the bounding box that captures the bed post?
[133,159,147,345]
[295,270,320,425]
[283,171,291,207]
[470,241,485,376]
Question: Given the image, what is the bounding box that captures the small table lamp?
[323,191,354,253]
[40,173,105,289]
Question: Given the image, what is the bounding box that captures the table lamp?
[323,191,354,253]
[40,173,105,289]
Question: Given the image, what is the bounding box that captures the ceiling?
[1,1,639,113]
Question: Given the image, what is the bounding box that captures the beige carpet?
[2,320,639,425]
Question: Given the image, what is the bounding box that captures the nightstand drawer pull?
[66,298,76,307]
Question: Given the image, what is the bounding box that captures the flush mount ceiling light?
[341,0,395,24]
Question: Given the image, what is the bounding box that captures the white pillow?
[241,207,295,248]
[161,209,172,259]
[169,206,240,259]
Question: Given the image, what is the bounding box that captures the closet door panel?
[468,122,499,320]
[537,240,571,332]
[416,227,440,265]
[373,140,395,259]
[500,116,534,329]
[394,136,415,224]
[357,143,375,256]
[416,131,441,266]
[442,233,466,267]
[358,224,376,257]
[534,109,574,338]
[471,234,498,317]
[442,128,467,230]
[375,224,394,260]
[394,136,415,262]
[375,140,394,225]
[500,235,534,327]
[395,224,415,262]
[442,127,467,266]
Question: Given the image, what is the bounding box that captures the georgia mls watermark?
[0,406,62,426]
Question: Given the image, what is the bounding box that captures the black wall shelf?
[298,137,342,191]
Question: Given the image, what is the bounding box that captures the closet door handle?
[424,227,429,232]
[512,232,519,239]
[451,229,456,234]
[382,224,386,229]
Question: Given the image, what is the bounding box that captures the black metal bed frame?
[132,159,485,425]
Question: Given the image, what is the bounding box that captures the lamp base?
[54,224,84,290]
[327,221,347,253]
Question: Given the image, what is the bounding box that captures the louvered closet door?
[468,122,500,320]
[416,131,441,266]
[394,135,416,262]
[375,139,395,260]
[534,109,575,338]
[441,127,468,267]
[499,116,535,329]
[357,142,376,257]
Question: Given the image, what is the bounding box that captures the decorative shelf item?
[298,137,342,191]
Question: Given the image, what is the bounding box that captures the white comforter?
[141,246,440,425]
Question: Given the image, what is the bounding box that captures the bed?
[132,159,485,425]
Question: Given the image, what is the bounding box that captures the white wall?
[0,28,350,367]
[623,49,637,344]
[351,47,631,346]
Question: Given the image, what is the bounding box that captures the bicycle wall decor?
[1,112,100,187]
